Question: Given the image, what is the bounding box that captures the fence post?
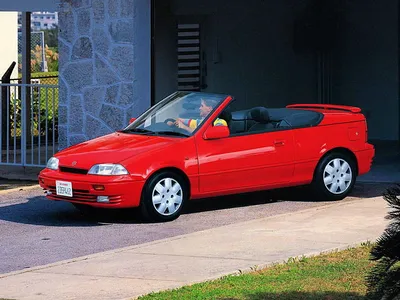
[22,12,31,164]
[1,62,16,151]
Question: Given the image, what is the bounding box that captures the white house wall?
[0,12,18,80]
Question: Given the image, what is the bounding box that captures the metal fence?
[0,83,59,167]
[18,31,48,73]
[9,75,59,87]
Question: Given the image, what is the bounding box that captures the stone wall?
[57,0,151,150]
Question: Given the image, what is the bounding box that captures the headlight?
[88,164,129,175]
[46,157,59,170]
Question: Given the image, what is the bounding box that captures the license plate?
[56,181,73,197]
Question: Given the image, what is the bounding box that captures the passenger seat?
[247,107,275,132]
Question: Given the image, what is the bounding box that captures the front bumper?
[38,169,145,208]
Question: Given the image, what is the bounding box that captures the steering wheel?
[162,118,191,135]
[164,118,176,126]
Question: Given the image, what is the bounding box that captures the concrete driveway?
[0,182,392,299]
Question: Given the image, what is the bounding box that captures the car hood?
[55,132,177,170]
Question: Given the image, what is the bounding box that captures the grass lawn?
[138,243,376,300]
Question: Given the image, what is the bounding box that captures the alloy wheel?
[151,177,183,216]
[323,158,353,195]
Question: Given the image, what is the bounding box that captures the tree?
[31,44,59,73]
[43,25,58,49]
[366,184,400,300]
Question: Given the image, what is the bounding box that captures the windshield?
[122,91,229,137]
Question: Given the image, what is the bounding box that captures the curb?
[0,184,40,195]
[129,238,379,300]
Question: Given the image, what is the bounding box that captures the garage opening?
[153,0,399,145]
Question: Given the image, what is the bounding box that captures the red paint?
[286,103,362,113]
[195,130,295,194]
[38,93,375,211]
[203,125,230,140]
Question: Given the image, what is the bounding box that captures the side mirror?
[129,118,136,124]
[203,125,230,140]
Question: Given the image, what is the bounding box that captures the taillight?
[364,118,368,142]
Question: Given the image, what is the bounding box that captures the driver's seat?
[218,109,232,126]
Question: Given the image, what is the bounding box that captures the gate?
[0,82,59,167]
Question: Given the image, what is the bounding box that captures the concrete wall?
[57,0,151,149]
[0,12,18,80]
[332,0,399,141]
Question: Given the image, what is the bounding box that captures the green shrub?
[8,85,58,139]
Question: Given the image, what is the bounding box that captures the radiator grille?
[47,186,96,202]
[59,166,88,175]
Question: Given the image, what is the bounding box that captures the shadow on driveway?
[0,182,390,226]
[184,181,390,214]
[0,196,110,227]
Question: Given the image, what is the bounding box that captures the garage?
[153,0,399,144]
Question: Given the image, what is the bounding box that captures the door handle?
[274,140,285,146]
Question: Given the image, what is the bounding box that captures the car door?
[195,127,295,194]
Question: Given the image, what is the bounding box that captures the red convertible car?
[39,91,375,222]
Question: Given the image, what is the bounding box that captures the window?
[177,23,201,91]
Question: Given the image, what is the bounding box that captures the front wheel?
[311,152,357,201]
[140,171,188,222]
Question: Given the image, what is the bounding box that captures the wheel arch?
[141,167,192,200]
[309,147,359,201]
[314,147,359,178]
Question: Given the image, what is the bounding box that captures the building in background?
[18,11,58,32]
[31,11,58,30]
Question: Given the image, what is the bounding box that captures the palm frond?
[366,260,400,300]
[366,185,400,300]
[383,184,400,225]
[370,227,400,261]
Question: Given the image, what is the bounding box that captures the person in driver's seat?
[168,98,227,133]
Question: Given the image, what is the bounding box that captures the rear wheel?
[140,171,188,222]
[311,152,357,201]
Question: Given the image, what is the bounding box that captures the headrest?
[250,107,270,123]
[219,108,232,122]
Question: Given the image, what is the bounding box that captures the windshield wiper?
[121,128,154,134]
[154,131,190,137]
[121,129,189,137]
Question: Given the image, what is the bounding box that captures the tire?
[311,152,357,201]
[140,171,189,222]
